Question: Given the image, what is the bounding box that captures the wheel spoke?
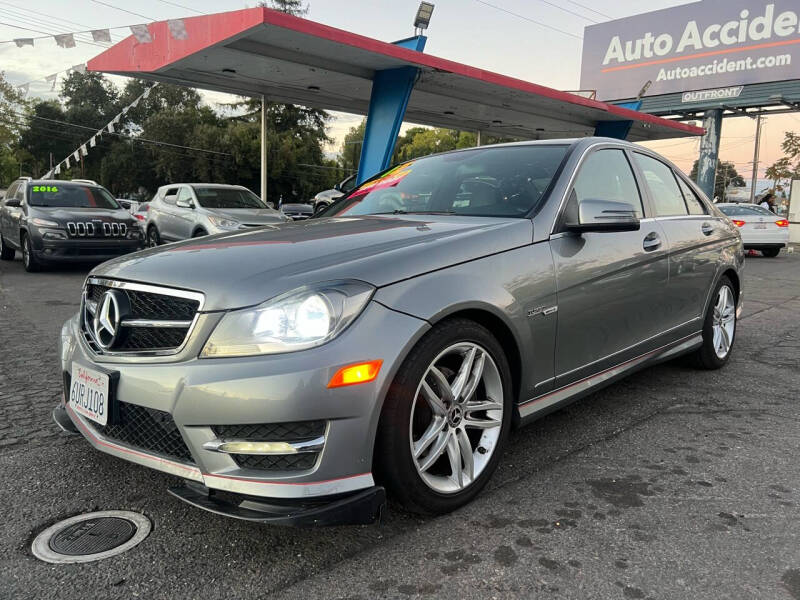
[446,431,462,487]
[720,326,731,354]
[713,327,721,353]
[417,430,450,472]
[413,416,446,458]
[465,398,503,413]
[419,380,447,416]
[463,415,502,430]
[457,428,474,483]
[427,367,454,404]
[460,351,486,403]
[451,347,477,401]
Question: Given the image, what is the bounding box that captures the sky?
[1,0,797,181]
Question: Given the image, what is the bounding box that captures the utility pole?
[476,130,482,147]
[261,96,268,205]
[749,114,763,204]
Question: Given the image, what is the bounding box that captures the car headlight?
[200,281,374,358]
[31,218,59,228]
[42,230,67,240]
[208,215,240,230]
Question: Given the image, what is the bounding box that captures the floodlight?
[414,2,435,31]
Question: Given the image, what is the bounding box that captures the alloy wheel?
[22,237,30,268]
[147,229,158,248]
[409,342,503,494]
[712,285,735,359]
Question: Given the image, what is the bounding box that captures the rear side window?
[676,177,707,215]
[571,149,644,218]
[634,153,688,217]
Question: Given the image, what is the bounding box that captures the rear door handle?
[701,222,714,236]
[643,231,661,251]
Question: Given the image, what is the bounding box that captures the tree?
[262,0,308,15]
[690,159,744,200]
[765,157,795,195]
[340,119,366,173]
[0,71,28,185]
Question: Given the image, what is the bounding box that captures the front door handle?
[701,222,714,236]
[643,231,661,252]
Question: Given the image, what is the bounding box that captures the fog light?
[327,360,383,388]
[216,441,297,455]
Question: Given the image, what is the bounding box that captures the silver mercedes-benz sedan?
[55,138,744,526]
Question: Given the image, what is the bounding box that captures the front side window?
[177,187,193,204]
[193,186,270,210]
[3,182,18,204]
[675,177,707,215]
[634,153,688,217]
[329,145,568,218]
[571,149,644,218]
[27,184,119,209]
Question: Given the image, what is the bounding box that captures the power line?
[89,0,155,21]
[563,0,612,20]
[531,0,599,24]
[0,9,112,48]
[0,21,108,47]
[153,0,204,15]
[472,0,583,40]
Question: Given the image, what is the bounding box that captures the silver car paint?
[145,183,288,242]
[61,137,744,501]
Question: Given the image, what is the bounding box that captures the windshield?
[192,186,270,210]
[322,145,568,218]
[27,184,120,209]
[719,204,774,217]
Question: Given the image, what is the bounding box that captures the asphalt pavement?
[1,248,799,600]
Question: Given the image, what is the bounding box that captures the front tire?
[691,276,736,369]
[21,233,40,272]
[147,226,161,248]
[0,233,14,260]
[375,319,513,515]
[192,228,208,238]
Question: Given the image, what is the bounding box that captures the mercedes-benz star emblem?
[93,290,122,349]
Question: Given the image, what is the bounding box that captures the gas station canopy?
[88,7,702,143]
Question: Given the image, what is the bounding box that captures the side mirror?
[333,182,342,191]
[176,198,194,209]
[5,198,20,208]
[566,199,640,233]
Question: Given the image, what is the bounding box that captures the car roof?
[26,179,101,187]
[159,183,247,189]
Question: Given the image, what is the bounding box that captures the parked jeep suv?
[145,183,289,246]
[0,178,142,272]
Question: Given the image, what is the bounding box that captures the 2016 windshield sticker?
[32,185,58,193]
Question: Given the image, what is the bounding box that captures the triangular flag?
[73,150,80,162]
[43,170,53,180]
[54,164,61,175]
[14,38,33,48]
[89,136,97,148]
[130,24,152,44]
[45,73,58,90]
[130,96,140,109]
[142,85,156,98]
[65,157,70,169]
[80,144,88,157]
[91,29,111,43]
[107,121,115,134]
[54,33,76,48]
[17,83,29,98]
[72,64,87,74]
[167,19,188,40]
[113,114,121,124]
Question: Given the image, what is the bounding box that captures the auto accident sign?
[580,0,800,101]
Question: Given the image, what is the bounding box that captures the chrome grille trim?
[81,277,205,358]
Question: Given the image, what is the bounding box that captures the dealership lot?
[0,250,798,599]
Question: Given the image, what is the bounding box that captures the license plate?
[69,364,110,426]
[755,223,767,229]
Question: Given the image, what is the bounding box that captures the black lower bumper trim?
[168,481,386,527]
[52,404,79,434]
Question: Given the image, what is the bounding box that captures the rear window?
[718,204,774,217]
[27,184,119,209]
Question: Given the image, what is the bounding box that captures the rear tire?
[690,276,736,369]
[21,233,40,273]
[375,318,513,515]
[192,228,208,238]
[761,247,781,258]
[0,233,14,260]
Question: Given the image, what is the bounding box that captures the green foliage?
[340,119,366,173]
[0,71,28,185]
[689,159,744,200]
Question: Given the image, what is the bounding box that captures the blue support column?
[696,109,722,200]
[356,36,426,185]
[594,100,641,140]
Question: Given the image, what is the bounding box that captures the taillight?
[776,220,789,228]
[731,219,745,227]
[135,214,145,221]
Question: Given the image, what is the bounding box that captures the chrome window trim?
[80,277,205,358]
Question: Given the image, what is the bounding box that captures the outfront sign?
[580,1,800,101]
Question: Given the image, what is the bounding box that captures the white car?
[717,203,789,257]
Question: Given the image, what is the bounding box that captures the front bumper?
[59,300,428,511]
[34,236,143,262]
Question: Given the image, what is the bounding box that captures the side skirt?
[516,333,703,425]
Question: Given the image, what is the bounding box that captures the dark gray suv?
[0,178,141,272]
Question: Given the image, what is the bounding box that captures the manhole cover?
[32,510,151,564]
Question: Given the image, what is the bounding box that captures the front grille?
[233,453,317,471]
[212,421,326,472]
[66,221,128,238]
[92,400,194,464]
[82,280,202,354]
[212,420,326,441]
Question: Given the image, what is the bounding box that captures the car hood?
[92,215,533,310]
[31,206,135,223]
[315,188,342,201]
[206,208,286,223]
